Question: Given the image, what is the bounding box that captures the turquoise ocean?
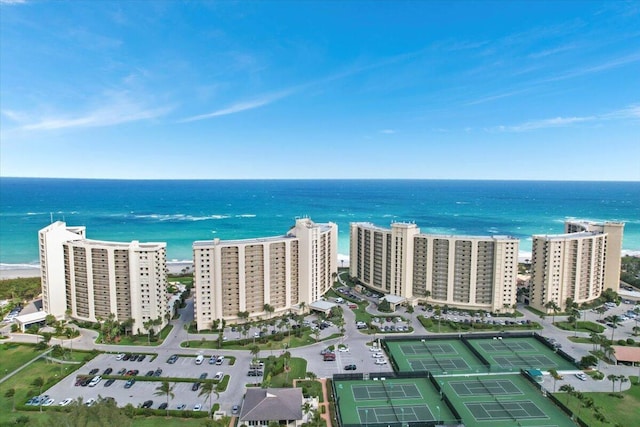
[1,178,639,267]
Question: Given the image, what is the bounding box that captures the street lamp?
[364,408,369,427]
[436,405,440,425]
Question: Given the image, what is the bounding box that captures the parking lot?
[40,352,249,413]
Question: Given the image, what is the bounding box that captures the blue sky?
[1,1,639,180]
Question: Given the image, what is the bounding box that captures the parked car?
[137,355,146,362]
[344,364,357,371]
[177,404,186,410]
[141,400,153,409]
[88,376,102,387]
[104,379,115,387]
[116,353,125,361]
[153,368,163,377]
[192,382,201,391]
[575,372,588,381]
[103,368,113,375]
[194,404,202,411]
[85,398,96,407]
[59,398,73,407]
[214,372,224,381]
[199,373,208,380]
[117,368,126,375]
[375,359,388,365]
[124,378,136,389]
[232,405,240,414]
[158,402,168,410]
[88,368,99,375]
[167,354,178,364]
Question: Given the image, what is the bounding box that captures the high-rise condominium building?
[39,222,168,333]
[529,220,624,313]
[349,222,519,313]
[193,218,337,330]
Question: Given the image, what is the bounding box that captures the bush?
[617,339,627,346]
[627,338,635,345]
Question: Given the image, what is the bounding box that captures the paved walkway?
[0,347,52,385]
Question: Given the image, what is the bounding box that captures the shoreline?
[2,250,639,281]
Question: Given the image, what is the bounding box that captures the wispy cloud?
[491,104,639,132]
[380,129,396,134]
[0,0,28,4]
[4,92,171,131]
[543,51,640,83]
[179,89,293,122]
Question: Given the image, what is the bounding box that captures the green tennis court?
[450,378,523,397]
[386,339,487,374]
[436,374,576,427]
[335,377,454,425]
[466,337,576,371]
[352,382,423,400]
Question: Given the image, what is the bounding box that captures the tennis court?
[335,377,453,425]
[436,374,576,427]
[386,339,487,374]
[466,336,576,371]
[450,378,522,397]
[465,400,547,421]
[352,382,423,400]
[357,404,435,423]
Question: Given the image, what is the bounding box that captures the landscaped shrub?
[617,339,627,346]
[626,338,635,345]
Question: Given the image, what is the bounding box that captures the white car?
[375,359,388,365]
[369,347,380,352]
[85,398,96,407]
[88,375,102,387]
[372,353,385,358]
[338,346,349,352]
[116,353,125,360]
[213,371,224,381]
[575,372,588,381]
[194,403,202,411]
[59,398,73,407]
[42,398,55,406]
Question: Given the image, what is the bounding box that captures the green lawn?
[297,380,324,402]
[417,315,541,333]
[555,377,640,426]
[99,324,173,346]
[0,342,48,376]
[554,320,605,333]
[182,328,338,350]
[266,357,307,388]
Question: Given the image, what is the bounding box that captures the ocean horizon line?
[2,176,639,183]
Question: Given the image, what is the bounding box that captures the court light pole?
[364,408,368,427]
[436,405,440,425]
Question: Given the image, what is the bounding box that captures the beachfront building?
[192,218,337,330]
[38,222,168,333]
[349,222,519,313]
[529,220,625,313]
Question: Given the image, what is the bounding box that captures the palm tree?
[609,314,621,341]
[263,304,274,320]
[306,371,318,380]
[301,402,313,422]
[32,376,44,412]
[619,375,628,392]
[299,301,306,315]
[558,384,575,404]
[607,374,618,393]
[545,300,560,324]
[549,369,562,392]
[249,345,261,362]
[199,381,221,418]
[154,381,175,417]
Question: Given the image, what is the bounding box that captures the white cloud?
[179,90,293,122]
[380,129,396,134]
[0,0,28,4]
[492,104,640,132]
[6,92,171,131]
